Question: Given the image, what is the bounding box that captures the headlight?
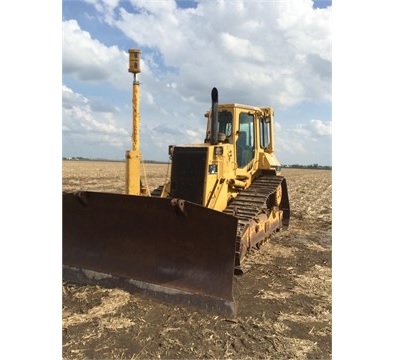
[214,146,223,156]
[208,164,218,174]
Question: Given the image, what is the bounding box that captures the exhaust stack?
[210,87,219,145]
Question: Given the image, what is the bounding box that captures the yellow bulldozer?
[63,49,290,316]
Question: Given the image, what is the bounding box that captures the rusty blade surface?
[63,191,238,315]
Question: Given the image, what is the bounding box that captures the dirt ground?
[62,161,332,359]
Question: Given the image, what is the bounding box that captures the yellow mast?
[126,49,142,195]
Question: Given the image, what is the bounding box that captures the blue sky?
[62,0,332,166]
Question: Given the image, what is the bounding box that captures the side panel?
[63,191,238,315]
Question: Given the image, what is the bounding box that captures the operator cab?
[205,104,261,169]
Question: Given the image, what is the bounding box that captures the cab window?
[260,116,270,149]
[237,112,254,168]
[218,110,232,137]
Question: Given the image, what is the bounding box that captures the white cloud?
[220,33,265,63]
[289,119,331,139]
[83,0,120,21]
[104,0,331,107]
[276,117,332,165]
[310,119,332,136]
[62,85,129,154]
[62,19,129,89]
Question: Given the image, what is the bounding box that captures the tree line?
[63,158,331,169]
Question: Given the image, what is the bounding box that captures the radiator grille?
[170,147,207,205]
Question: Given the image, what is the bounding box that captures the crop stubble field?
[62,161,332,359]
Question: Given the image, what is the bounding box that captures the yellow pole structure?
[126,49,142,195]
[132,79,140,152]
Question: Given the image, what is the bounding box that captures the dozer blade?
[63,191,238,316]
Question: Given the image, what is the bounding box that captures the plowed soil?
[62,161,332,359]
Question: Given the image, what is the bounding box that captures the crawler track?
[223,172,290,274]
